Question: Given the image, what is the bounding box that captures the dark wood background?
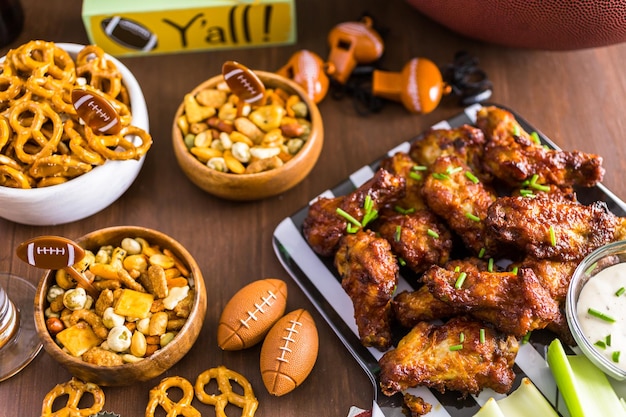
[2,0,626,416]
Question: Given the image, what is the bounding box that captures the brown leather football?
[259,309,319,396]
[406,0,626,50]
[217,278,288,351]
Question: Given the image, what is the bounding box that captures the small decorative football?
[16,236,85,270]
[222,61,266,104]
[260,309,319,396]
[72,88,122,135]
[406,0,626,50]
[217,278,288,351]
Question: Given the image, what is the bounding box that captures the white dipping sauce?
[577,263,626,371]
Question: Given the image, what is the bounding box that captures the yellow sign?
[82,0,296,57]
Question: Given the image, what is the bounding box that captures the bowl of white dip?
[566,240,626,380]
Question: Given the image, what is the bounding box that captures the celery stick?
[473,398,506,417]
[546,338,626,417]
[497,378,559,417]
[473,378,558,417]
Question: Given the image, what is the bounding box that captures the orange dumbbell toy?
[326,16,384,84]
[372,57,451,115]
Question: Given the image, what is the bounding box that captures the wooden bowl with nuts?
[172,70,324,201]
[33,226,207,386]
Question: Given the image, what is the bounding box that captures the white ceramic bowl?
[566,240,626,380]
[0,43,149,225]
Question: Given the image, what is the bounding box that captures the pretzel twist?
[64,120,106,165]
[145,376,201,417]
[76,45,122,99]
[9,99,64,165]
[87,124,153,161]
[0,74,22,102]
[194,366,259,417]
[41,377,105,417]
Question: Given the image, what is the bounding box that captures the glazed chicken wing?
[334,229,399,350]
[392,286,460,328]
[409,124,489,182]
[513,256,578,304]
[486,194,618,261]
[422,265,560,337]
[302,168,405,257]
[392,258,491,327]
[376,209,453,275]
[379,151,428,212]
[379,315,519,396]
[476,106,604,188]
[422,154,499,256]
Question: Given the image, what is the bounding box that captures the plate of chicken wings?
[272,103,626,417]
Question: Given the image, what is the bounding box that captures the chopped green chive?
[362,209,378,227]
[394,225,402,242]
[459,332,465,343]
[364,195,373,212]
[530,131,541,145]
[549,225,557,246]
[427,229,439,239]
[361,195,378,227]
[487,258,494,272]
[528,174,550,192]
[409,171,422,181]
[595,340,607,349]
[525,174,551,192]
[394,206,415,215]
[519,189,535,197]
[454,272,467,289]
[465,212,481,222]
[346,224,359,233]
[454,266,461,273]
[587,308,616,323]
[336,208,361,227]
[479,328,485,344]
[513,124,520,136]
[432,172,449,180]
[398,257,406,266]
[585,262,599,275]
[531,182,551,192]
[465,171,479,184]
[616,287,625,297]
[478,247,486,258]
[449,344,463,351]
[606,334,612,347]
[412,165,427,171]
[510,266,519,275]
[446,166,463,175]
[522,331,532,344]
[613,351,621,363]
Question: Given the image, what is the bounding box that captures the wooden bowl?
[33,226,207,386]
[172,71,324,201]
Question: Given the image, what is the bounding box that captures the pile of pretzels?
[0,40,152,189]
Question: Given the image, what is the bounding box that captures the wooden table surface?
[2,0,626,416]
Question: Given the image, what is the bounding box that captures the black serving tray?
[272,103,626,417]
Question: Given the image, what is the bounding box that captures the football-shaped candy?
[222,61,266,104]
[217,278,288,350]
[260,309,319,396]
[16,236,85,270]
[407,0,626,50]
[72,88,121,135]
